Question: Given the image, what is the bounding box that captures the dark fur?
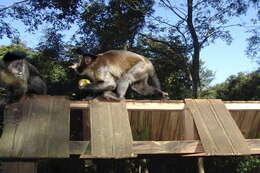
[0,50,47,103]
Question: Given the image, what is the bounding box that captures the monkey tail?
[150,71,161,90]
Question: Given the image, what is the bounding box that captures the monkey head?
[70,48,97,75]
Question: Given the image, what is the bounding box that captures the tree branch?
[139,33,187,53]
[160,0,186,21]
[150,15,188,45]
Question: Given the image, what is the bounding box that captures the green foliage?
[0,0,82,39]
[76,0,154,52]
[205,156,260,173]
[207,70,260,100]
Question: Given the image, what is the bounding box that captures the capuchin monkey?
[0,50,47,103]
[70,49,168,100]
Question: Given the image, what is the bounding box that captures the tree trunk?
[187,1,204,173]
[187,0,200,99]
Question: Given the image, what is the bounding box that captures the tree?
[155,0,253,98]
[0,0,82,39]
[74,0,154,52]
[222,0,260,61]
[208,70,260,100]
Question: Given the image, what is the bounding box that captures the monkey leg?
[131,77,169,99]
[102,91,121,101]
[80,79,117,92]
[116,62,147,99]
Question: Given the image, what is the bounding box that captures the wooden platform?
[0,97,259,159]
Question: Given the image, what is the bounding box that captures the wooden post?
[197,158,205,173]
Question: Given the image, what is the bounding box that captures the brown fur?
[71,50,168,100]
[83,50,151,80]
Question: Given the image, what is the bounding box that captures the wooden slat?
[70,100,260,110]
[89,102,134,158]
[0,96,70,158]
[72,139,260,157]
[185,99,250,155]
[182,107,199,140]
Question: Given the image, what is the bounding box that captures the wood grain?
[89,101,134,158]
[184,99,250,155]
[0,96,70,158]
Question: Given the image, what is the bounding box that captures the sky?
[0,0,259,86]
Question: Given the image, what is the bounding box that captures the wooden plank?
[185,99,250,155]
[82,109,91,141]
[209,100,251,154]
[182,108,199,140]
[0,96,70,158]
[110,102,135,158]
[90,102,114,157]
[89,101,134,158]
[73,139,260,157]
[45,97,70,157]
[70,100,260,110]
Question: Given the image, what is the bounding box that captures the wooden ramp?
[0,96,70,158]
[89,101,134,158]
[185,99,250,155]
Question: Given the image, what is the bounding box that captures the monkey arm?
[26,62,40,75]
[79,80,116,92]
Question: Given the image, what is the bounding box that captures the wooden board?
[231,110,260,138]
[129,110,183,141]
[70,139,260,157]
[185,99,250,155]
[89,101,134,158]
[0,96,70,158]
[70,100,260,111]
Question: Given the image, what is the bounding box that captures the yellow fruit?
[78,79,91,87]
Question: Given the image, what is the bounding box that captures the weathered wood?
[182,107,199,140]
[70,100,260,110]
[231,110,260,138]
[2,162,37,173]
[70,141,90,155]
[89,101,134,158]
[129,110,183,140]
[70,139,260,157]
[0,96,70,158]
[185,99,251,155]
[82,109,91,141]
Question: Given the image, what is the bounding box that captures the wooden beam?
[70,139,260,157]
[70,100,260,111]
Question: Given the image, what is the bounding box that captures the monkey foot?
[102,91,122,102]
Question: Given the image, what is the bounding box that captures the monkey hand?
[161,91,169,100]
